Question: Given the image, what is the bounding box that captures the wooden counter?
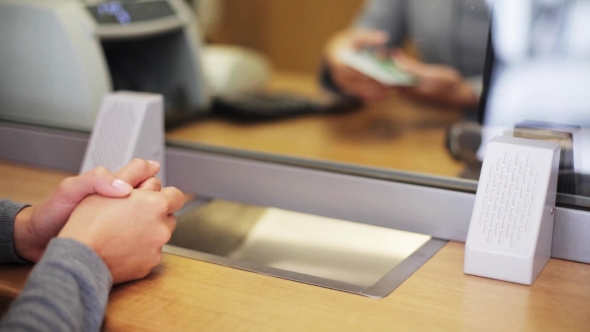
[1,162,590,331]
[2,72,589,331]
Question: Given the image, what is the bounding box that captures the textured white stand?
[464,136,560,285]
[80,92,166,185]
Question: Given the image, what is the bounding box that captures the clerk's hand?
[59,187,184,284]
[14,159,161,262]
[325,29,393,100]
[392,51,479,108]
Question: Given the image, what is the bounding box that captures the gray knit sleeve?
[0,199,30,264]
[0,238,112,332]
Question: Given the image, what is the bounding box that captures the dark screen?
[87,1,175,25]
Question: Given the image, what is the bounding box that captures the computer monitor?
[477,4,590,196]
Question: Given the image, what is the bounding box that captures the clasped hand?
[13,159,185,284]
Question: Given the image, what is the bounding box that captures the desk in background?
[167,72,465,178]
[1,162,590,331]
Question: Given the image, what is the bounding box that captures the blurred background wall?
[206,0,365,74]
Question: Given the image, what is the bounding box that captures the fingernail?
[112,178,132,194]
[147,160,160,167]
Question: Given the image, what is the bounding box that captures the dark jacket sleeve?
[0,199,112,332]
[0,199,30,264]
[0,238,112,332]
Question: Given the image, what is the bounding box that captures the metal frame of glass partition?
[1,120,589,296]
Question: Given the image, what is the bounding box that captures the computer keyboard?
[212,91,360,120]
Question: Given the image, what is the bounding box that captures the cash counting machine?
[0,0,210,130]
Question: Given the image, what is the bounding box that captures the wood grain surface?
[1,161,589,331]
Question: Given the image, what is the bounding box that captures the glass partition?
[169,0,490,182]
[1,0,589,208]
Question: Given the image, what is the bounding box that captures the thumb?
[39,167,132,224]
[73,167,133,200]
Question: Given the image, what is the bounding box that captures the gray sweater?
[0,199,111,332]
[322,0,490,97]
[357,0,490,78]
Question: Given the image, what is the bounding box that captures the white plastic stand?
[464,136,560,285]
[80,91,166,185]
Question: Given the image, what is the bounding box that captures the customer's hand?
[393,51,479,108]
[325,29,393,100]
[58,187,184,284]
[13,159,161,262]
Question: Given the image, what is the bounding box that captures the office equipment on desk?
[80,92,166,184]
[513,120,578,195]
[212,91,360,121]
[478,0,590,175]
[465,136,560,285]
[0,0,209,131]
[201,45,272,98]
[467,1,589,283]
